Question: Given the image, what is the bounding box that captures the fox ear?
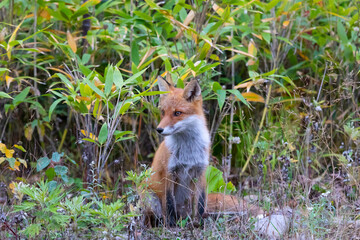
[183,80,201,102]
[157,76,173,92]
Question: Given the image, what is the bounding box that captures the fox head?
[156,76,205,136]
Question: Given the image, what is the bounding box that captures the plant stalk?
[240,83,272,176]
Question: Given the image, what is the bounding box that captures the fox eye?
[161,110,165,116]
[174,111,182,116]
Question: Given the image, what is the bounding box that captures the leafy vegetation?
[0,0,359,239]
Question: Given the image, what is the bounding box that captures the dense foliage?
[0,0,359,238]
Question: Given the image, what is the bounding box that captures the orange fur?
[143,78,241,227]
[207,193,243,213]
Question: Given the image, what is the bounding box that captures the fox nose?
[156,128,164,134]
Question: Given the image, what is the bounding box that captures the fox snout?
[156,128,164,134]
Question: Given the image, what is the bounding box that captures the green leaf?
[135,91,167,97]
[83,77,106,99]
[105,65,114,96]
[125,68,147,84]
[98,123,108,145]
[51,152,64,162]
[262,32,271,44]
[54,165,68,176]
[0,92,12,99]
[144,0,159,9]
[7,158,16,168]
[113,67,124,90]
[82,138,99,146]
[131,39,140,66]
[337,20,348,44]
[13,87,30,106]
[37,157,51,172]
[46,167,56,181]
[217,90,226,110]
[206,166,236,194]
[119,102,132,115]
[212,82,222,92]
[114,130,133,139]
[48,180,57,191]
[21,223,41,237]
[13,145,26,152]
[228,89,250,107]
[82,53,91,64]
[56,73,74,91]
[280,76,296,87]
[277,36,293,46]
[49,98,64,119]
[265,0,281,11]
[134,10,152,21]
[61,174,69,183]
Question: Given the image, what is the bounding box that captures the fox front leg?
[165,173,177,227]
[191,176,206,222]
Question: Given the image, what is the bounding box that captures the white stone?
[254,214,290,239]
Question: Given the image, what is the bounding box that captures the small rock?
[244,195,258,202]
[254,214,290,239]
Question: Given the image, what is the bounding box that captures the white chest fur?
[165,115,210,171]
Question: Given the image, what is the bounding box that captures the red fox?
[142,77,241,227]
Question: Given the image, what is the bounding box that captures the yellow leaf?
[17,158,27,168]
[225,48,255,59]
[325,11,349,20]
[47,67,73,80]
[39,8,51,20]
[288,143,296,151]
[37,47,52,53]
[81,0,101,8]
[262,17,277,23]
[38,124,45,140]
[173,52,186,61]
[14,144,26,152]
[7,18,25,60]
[212,3,234,24]
[67,30,77,53]
[0,143,6,153]
[246,59,256,66]
[13,160,20,171]
[183,10,195,26]
[234,79,265,91]
[138,47,156,68]
[0,157,5,164]
[181,71,191,81]
[5,148,14,158]
[283,20,290,27]
[191,32,198,44]
[24,14,34,19]
[297,50,309,61]
[248,39,257,57]
[76,96,92,102]
[241,92,265,103]
[5,75,14,88]
[251,33,263,40]
[210,54,220,61]
[93,77,103,88]
[9,182,15,191]
[175,10,195,39]
[24,126,33,141]
[81,129,98,141]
